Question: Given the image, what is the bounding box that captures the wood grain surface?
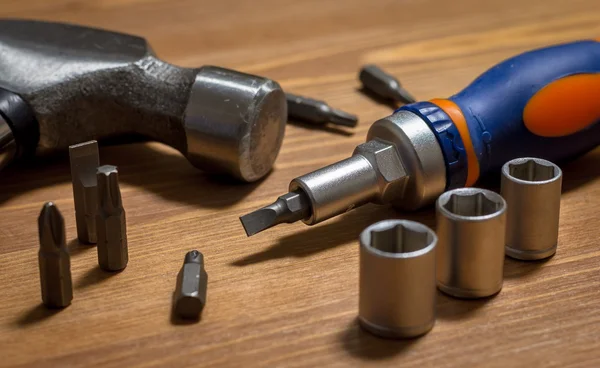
[1,0,600,367]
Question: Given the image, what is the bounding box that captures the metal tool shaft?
[38,202,72,308]
[240,111,446,236]
[96,165,128,271]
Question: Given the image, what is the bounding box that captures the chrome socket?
[501,158,562,260]
[358,220,437,339]
[436,188,506,299]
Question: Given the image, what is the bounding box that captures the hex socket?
[501,158,562,260]
[359,220,437,339]
[436,188,506,299]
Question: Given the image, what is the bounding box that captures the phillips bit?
[240,191,311,236]
[96,165,128,271]
[69,140,100,244]
[359,64,416,104]
[173,250,208,320]
[38,202,73,308]
[286,93,358,128]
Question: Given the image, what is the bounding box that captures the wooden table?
[1,1,599,366]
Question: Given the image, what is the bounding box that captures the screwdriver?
[241,40,600,236]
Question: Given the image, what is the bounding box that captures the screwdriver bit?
[173,250,208,320]
[286,93,358,128]
[69,140,99,244]
[240,191,311,236]
[96,165,128,271]
[38,202,72,308]
[359,64,416,104]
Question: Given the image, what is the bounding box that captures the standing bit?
[173,250,208,320]
[38,202,72,308]
[359,64,416,104]
[286,93,358,128]
[69,140,99,244]
[96,165,128,272]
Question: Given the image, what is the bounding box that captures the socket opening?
[370,223,432,254]
[508,159,557,182]
[443,192,502,217]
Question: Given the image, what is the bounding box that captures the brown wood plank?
[0,0,599,366]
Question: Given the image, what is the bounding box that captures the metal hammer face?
[0,19,287,182]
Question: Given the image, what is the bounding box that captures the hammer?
[0,19,287,182]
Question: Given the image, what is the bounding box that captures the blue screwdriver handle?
[400,40,600,188]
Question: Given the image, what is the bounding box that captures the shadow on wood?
[560,149,600,193]
[68,238,95,257]
[503,256,552,279]
[0,141,261,209]
[357,86,402,111]
[231,205,436,266]
[287,118,355,136]
[471,149,600,194]
[436,291,495,321]
[76,265,123,289]
[169,298,203,326]
[339,318,419,360]
[14,304,64,327]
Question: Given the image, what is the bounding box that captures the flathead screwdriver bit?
[359,64,416,104]
[286,93,358,128]
[240,190,310,236]
[173,250,208,320]
[96,165,128,271]
[38,202,72,308]
[69,140,100,244]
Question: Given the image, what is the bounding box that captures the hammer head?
[183,66,287,182]
[0,19,288,182]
